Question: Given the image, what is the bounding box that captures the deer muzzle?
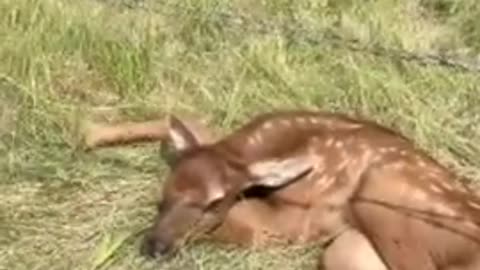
[140,202,206,258]
[140,228,174,258]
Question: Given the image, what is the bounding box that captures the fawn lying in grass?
[86,110,480,270]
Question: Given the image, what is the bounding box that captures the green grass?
[1,0,480,269]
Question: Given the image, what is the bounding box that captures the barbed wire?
[109,0,480,73]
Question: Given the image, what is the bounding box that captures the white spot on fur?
[310,136,321,146]
[254,132,263,143]
[335,141,344,148]
[310,117,321,124]
[324,176,335,188]
[323,119,333,128]
[390,161,405,170]
[308,172,323,184]
[464,220,479,230]
[427,171,441,179]
[429,184,444,194]
[311,174,326,185]
[262,122,274,130]
[248,136,256,145]
[466,200,480,210]
[280,119,291,126]
[313,155,326,171]
[349,123,363,129]
[379,148,389,153]
[433,203,457,217]
[297,117,307,124]
[411,189,428,201]
[339,149,349,159]
[336,159,349,171]
[371,154,381,162]
[359,143,369,150]
[315,175,335,191]
[418,161,427,167]
[437,181,454,191]
[333,122,363,130]
[325,138,335,147]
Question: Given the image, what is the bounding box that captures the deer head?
[139,115,315,257]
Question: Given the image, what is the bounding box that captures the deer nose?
[140,236,172,258]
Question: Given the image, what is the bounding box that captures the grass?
[1,0,480,269]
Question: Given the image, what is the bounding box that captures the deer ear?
[167,115,200,151]
[246,155,314,188]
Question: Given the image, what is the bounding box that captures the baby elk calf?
[85,110,480,270]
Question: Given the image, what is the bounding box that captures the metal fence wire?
[101,0,480,73]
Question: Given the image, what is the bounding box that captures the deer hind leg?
[350,200,438,270]
[350,169,438,270]
[321,229,387,270]
[83,116,217,149]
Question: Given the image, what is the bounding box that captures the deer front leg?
[207,199,300,247]
[321,229,387,270]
